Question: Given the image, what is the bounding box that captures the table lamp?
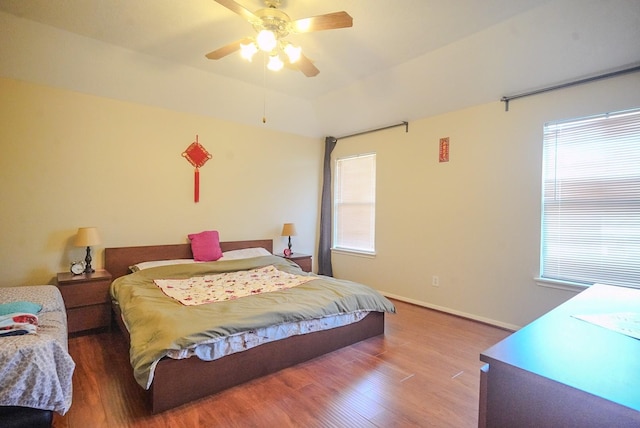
[281,223,297,256]
[75,227,101,274]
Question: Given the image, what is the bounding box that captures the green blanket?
[110,255,396,388]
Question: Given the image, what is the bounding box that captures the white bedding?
[129,247,272,272]
[0,285,75,414]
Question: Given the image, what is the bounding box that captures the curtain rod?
[336,121,408,140]
[501,64,640,111]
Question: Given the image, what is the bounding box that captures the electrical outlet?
[432,275,439,287]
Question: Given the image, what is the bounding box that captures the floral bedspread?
[154,265,315,305]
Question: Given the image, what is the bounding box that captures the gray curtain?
[318,136,337,276]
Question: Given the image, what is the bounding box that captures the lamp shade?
[281,223,297,237]
[74,227,101,247]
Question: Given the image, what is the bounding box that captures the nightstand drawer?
[59,280,111,308]
[67,303,111,334]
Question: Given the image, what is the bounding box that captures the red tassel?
[194,168,200,203]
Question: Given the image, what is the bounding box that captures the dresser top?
[481,284,640,412]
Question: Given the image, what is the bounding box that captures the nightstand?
[277,253,312,273]
[56,269,112,335]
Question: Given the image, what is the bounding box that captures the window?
[333,153,376,254]
[540,108,640,288]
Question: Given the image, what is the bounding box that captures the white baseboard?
[381,291,520,331]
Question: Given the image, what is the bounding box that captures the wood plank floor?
[53,300,510,428]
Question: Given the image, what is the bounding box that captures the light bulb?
[284,44,301,63]
[267,54,284,71]
[256,30,277,52]
[240,42,258,61]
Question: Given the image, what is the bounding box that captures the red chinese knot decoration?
[182,135,212,202]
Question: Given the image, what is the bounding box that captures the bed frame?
[104,239,385,413]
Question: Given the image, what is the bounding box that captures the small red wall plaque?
[439,137,450,163]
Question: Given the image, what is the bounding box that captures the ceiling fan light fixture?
[240,41,258,61]
[283,43,301,63]
[267,54,284,71]
[256,29,277,52]
[208,0,353,78]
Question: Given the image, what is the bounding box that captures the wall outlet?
[432,275,439,287]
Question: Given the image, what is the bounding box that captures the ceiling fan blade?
[293,53,320,77]
[214,0,258,22]
[292,11,353,33]
[205,38,252,60]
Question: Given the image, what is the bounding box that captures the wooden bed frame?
[104,239,386,413]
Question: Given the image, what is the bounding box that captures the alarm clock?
[70,261,85,275]
[283,248,292,257]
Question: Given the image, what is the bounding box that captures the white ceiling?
[1,0,639,138]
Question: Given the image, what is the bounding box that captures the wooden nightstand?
[278,253,312,273]
[56,269,112,335]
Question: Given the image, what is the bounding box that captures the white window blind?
[334,153,376,253]
[541,108,640,288]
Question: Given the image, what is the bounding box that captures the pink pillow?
[188,230,223,261]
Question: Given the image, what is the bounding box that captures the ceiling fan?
[205,0,353,77]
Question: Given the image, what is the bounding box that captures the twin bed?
[105,239,395,413]
[0,285,75,427]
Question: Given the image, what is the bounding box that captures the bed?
[105,239,395,413]
[0,285,75,428]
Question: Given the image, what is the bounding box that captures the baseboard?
[381,291,520,331]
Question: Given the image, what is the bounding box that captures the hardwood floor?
[53,300,510,428]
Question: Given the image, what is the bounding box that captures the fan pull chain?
[262,53,267,123]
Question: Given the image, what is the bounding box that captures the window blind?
[541,108,640,288]
[334,153,376,253]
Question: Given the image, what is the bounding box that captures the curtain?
[318,136,337,276]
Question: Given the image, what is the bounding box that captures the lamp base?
[84,246,95,274]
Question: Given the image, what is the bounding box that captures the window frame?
[538,108,640,290]
[332,152,377,255]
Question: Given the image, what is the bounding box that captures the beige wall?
[2,73,639,329]
[0,77,322,288]
[331,73,640,329]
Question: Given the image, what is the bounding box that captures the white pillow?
[218,247,271,260]
[129,248,271,271]
[129,259,196,272]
